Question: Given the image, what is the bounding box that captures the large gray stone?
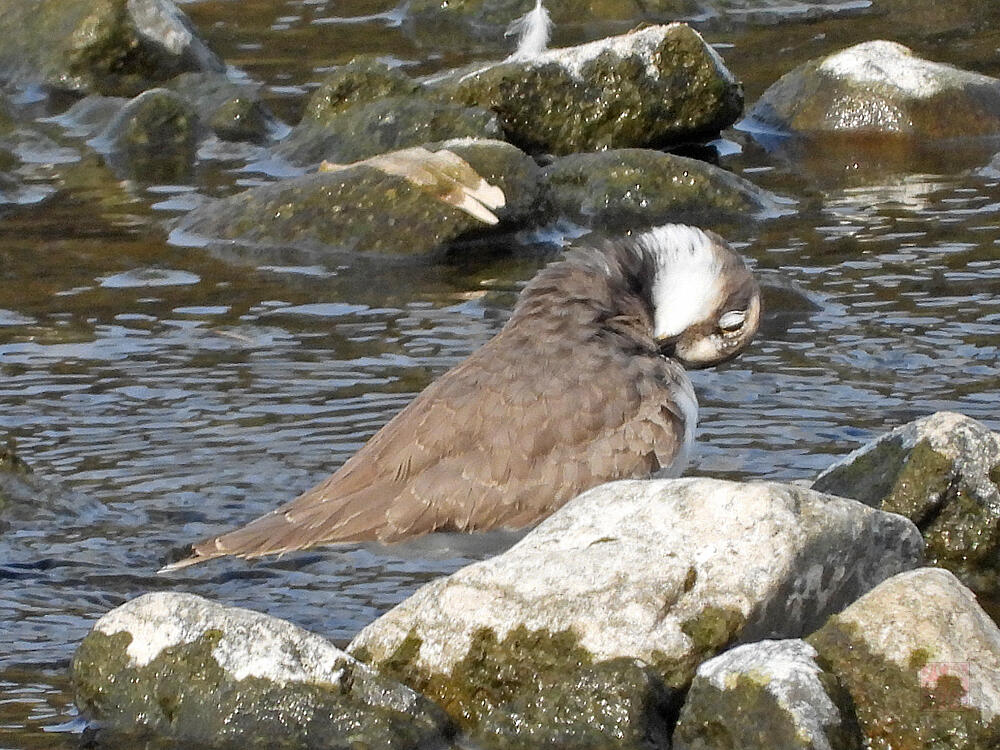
[0,0,224,97]
[430,23,743,155]
[348,478,922,744]
[809,568,1000,748]
[174,138,542,257]
[72,592,451,749]
[543,148,784,230]
[673,639,860,750]
[746,40,1000,138]
[813,411,1000,599]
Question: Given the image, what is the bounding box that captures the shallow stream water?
[2,1,1000,747]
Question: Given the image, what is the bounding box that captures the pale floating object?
[505,0,552,60]
[320,147,506,225]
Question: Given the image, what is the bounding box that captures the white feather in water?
[505,0,552,60]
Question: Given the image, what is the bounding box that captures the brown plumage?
[162,224,760,571]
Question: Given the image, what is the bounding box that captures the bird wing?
[163,321,689,571]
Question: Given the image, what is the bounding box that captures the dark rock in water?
[0,443,105,524]
[542,148,782,230]
[429,23,743,155]
[808,568,1000,749]
[73,592,452,750]
[813,411,1000,600]
[175,138,542,257]
[0,0,224,97]
[674,639,861,750]
[93,87,198,182]
[167,72,280,144]
[348,478,921,743]
[276,58,501,167]
[745,40,1000,138]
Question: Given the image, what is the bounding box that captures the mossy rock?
[301,58,422,125]
[0,0,224,97]
[745,40,1000,138]
[543,148,779,230]
[431,24,742,155]
[72,593,451,749]
[813,412,1000,599]
[167,72,278,144]
[808,570,1000,750]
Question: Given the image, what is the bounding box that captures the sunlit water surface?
[2,0,1000,746]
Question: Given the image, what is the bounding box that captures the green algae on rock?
[72,592,452,749]
[348,479,922,742]
[0,0,224,97]
[543,148,783,230]
[174,138,541,257]
[807,568,1000,750]
[745,40,1000,138]
[813,412,1000,599]
[673,639,861,750]
[429,23,743,155]
[276,58,501,167]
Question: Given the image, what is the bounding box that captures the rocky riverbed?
[1,0,999,748]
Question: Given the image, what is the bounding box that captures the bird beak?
[656,334,679,358]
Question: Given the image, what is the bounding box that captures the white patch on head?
[637,224,724,340]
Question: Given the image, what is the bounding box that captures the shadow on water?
[1,0,1000,746]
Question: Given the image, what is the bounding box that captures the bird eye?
[718,310,746,333]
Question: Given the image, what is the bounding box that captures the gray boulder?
[813,411,1000,599]
[673,639,860,750]
[276,58,501,167]
[808,567,1000,748]
[431,23,743,155]
[174,138,543,257]
[746,40,1000,138]
[72,592,452,749]
[0,0,224,97]
[543,148,784,230]
[348,478,922,745]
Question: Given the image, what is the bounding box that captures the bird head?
[637,225,761,369]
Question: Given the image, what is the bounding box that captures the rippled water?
[2,0,1000,747]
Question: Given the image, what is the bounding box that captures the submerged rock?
[167,72,280,144]
[813,411,1000,599]
[276,58,501,167]
[673,639,860,750]
[0,0,224,97]
[93,87,198,182]
[431,23,743,155]
[72,592,451,749]
[175,138,541,257]
[808,568,1000,748]
[745,40,1000,138]
[348,478,921,744]
[543,148,782,230]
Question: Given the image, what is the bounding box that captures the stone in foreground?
[809,567,1000,748]
[432,23,743,155]
[673,639,860,750]
[174,138,542,256]
[543,148,783,229]
[349,478,922,745]
[0,0,224,97]
[813,411,1000,598]
[72,592,451,749]
[746,40,1000,138]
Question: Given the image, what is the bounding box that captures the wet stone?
[167,72,280,144]
[174,138,539,257]
[0,0,224,97]
[808,568,1000,749]
[348,478,922,741]
[276,59,501,167]
[543,148,782,230]
[673,639,861,750]
[430,23,743,155]
[72,592,452,750]
[745,40,1000,138]
[813,411,1000,599]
